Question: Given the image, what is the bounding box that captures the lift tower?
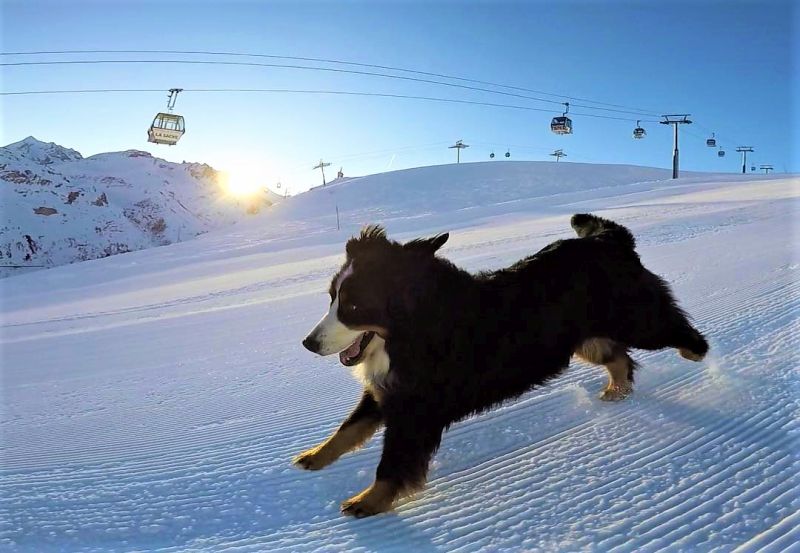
[659,115,692,179]
[736,147,754,175]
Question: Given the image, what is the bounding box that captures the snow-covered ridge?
[0,137,276,277]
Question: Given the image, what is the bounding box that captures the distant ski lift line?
[0,87,662,123]
[0,58,661,118]
[0,48,664,116]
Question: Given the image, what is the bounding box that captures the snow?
[0,137,277,277]
[1,160,797,552]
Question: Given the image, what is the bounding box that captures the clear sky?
[1,0,796,194]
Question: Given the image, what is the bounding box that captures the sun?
[221,168,265,199]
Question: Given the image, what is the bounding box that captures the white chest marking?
[353,338,391,391]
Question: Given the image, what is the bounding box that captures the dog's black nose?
[302,335,320,353]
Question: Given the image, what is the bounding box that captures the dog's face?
[302,225,448,365]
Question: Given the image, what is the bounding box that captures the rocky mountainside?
[0,137,276,277]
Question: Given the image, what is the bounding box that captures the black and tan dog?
[298,213,708,517]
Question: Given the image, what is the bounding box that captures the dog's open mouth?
[339,332,375,366]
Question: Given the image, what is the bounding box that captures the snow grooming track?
[1,164,798,552]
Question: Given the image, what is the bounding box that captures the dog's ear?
[404,232,449,255]
[346,224,387,257]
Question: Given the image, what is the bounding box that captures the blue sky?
[1,0,796,193]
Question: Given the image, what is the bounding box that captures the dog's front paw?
[341,480,397,518]
[292,446,335,470]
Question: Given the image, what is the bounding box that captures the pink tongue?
[340,336,362,362]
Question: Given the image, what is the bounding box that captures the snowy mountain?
[2,161,797,551]
[0,137,276,277]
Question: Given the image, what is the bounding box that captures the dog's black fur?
[300,214,708,516]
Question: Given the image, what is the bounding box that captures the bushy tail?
[570,213,636,249]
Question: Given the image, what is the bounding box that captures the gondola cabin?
[551,116,573,135]
[706,133,716,147]
[633,127,646,139]
[718,149,726,157]
[148,113,185,146]
[551,102,573,135]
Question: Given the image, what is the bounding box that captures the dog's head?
[302,224,449,365]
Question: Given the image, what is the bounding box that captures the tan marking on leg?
[679,348,705,362]
[293,418,381,471]
[575,337,615,365]
[341,479,399,518]
[599,355,633,401]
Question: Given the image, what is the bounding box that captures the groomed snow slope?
[1,162,798,552]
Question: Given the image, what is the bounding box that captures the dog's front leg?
[294,389,383,470]
[341,399,445,517]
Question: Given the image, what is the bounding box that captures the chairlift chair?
[706,133,716,147]
[633,120,646,139]
[551,102,573,135]
[147,88,185,146]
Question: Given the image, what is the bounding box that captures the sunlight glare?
[221,168,265,199]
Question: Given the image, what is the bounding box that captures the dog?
[297,214,708,517]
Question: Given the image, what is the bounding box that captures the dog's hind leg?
[633,312,709,362]
[575,338,636,401]
[631,273,709,362]
[599,352,637,401]
[293,389,383,471]
[674,323,709,362]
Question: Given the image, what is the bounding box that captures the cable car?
[551,102,573,135]
[505,150,511,158]
[706,133,716,147]
[633,120,646,139]
[489,152,495,159]
[147,88,185,146]
[718,148,725,158]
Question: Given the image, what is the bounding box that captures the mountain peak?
[3,136,83,164]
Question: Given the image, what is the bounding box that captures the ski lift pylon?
[147,88,185,146]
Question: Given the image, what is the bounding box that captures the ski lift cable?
[0,58,664,117]
[470,141,555,153]
[684,126,725,145]
[0,48,665,116]
[0,87,663,123]
[332,141,452,161]
[692,121,746,149]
